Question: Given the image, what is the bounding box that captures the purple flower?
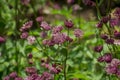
[27,36,35,44]
[110,18,119,27]
[3,76,10,80]
[40,21,51,30]
[98,53,112,63]
[65,36,73,42]
[94,45,103,52]
[96,22,103,28]
[15,77,23,80]
[111,59,120,67]
[67,0,74,4]
[0,36,5,43]
[74,29,83,38]
[113,8,120,19]
[105,64,117,74]
[105,38,114,44]
[20,32,28,39]
[20,21,33,32]
[9,72,17,79]
[82,0,95,6]
[101,16,110,23]
[40,31,47,38]
[36,16,44,23]
[40,72,53,80]
[114,31,120,39]
[64,20,74,28]
[25,67,37,74]
[28,53,33,59]
[52,26,63,34]
[52,33,67,44]
[100,34,108,40]
[21,0,30,5]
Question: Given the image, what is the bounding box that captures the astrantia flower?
[110,18,119,27]
[100,34,108,40]
[52,33,67,44]
[25,67,37,74]
[98,53,112,63]
[101,15,110,23]
[9,72,17,79]
[27,36,35,44]
[21,0,30,5]
[74,29,83,38]
[114,31,120,39]
[28,53,33,59]
[36,16,44,23]
[105,64,117,75]
[20,32,28,39]
[15,77,23,80]
[64,20,74,28]
[3,76,10,80]
[82,0,95,6]
[0,36,5,43]
[96,22,103,28]
[113,8,120,19]
[40,31,47,38]
[67,0,74,4]
[94,45,103,52]
[52,26,63,34]
[40,21,51,30]
[105,38,114,44]
[20,21,33,32]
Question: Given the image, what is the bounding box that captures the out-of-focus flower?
[114,31,120,39]
[27,36,35,44]
[105,38,114,44]
[15,77,23,80]
[52,26,63,34]
[113,8,120,19]
[105,64,117,75]
[0,36,5,43]
[110,18,119,27]
[65,36,73,42]
[100,34,108,40]
[64,20,74,28]
[9,72,17,79]
[3,76,10,80]
[94,45,103,52]
[67,0,74,4]
[20,32,28,39]
[40,21,51,30]
[21,0,30,5]
[72,4,82,11]
[74,29,83,38]
[40,31,47,38]
[82,0,95,6]
[36,16,44,23]
[28,53,33,59]
[25,67,37,74]
[20,21,33,32]
[98,53,112,63]
[96,22,103,28]
[101,16,110,23]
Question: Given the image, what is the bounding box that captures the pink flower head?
[105,64,117,75]
[20,32,28,39]
[74,29,83,38]
[25,67,37,74]
[40,21,51,30]
[36,16,44,23]
[15,77,23,80]
[21,0,30,5]
[82,0,95,6]
[40,31,47,38]
[27,36,35,44]
[52,26,63,34]
[94,45,103,52]
[9,72,17,79]
[64,20,74,28]
[20,21,33,32]
[3,76,10,80]
[0,36,5,43]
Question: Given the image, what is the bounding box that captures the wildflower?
[110,18,119,27]
[64,20,74,28]
[52,26,63,34]
[113,8,120,19]
[101,16,110,23]
[15,77,23,80]
[21,0,30,5]
[96,22,103,28]
[67,0,74,4]
[40,31,47,38]
[0,36,5,43]
[3,76,10,80]
[100,34,108,40]
[9,72,17,79]
[82,0,95,6]
[25,67,37,74]
[98,53,112,63]
[40,21,51,30]
[20,32,28,39]
[40,72,53,80]
[105,64,117,74]
[114,31,120,39]
[74,29,83,38]
[65,36,73,42]
[52,33,66,44]
[105,38,114,44]
[28,53,33,59]
[36,16,44,23]
[94,45,103,52]
[27,36,35,44]
[20,21,33,32]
